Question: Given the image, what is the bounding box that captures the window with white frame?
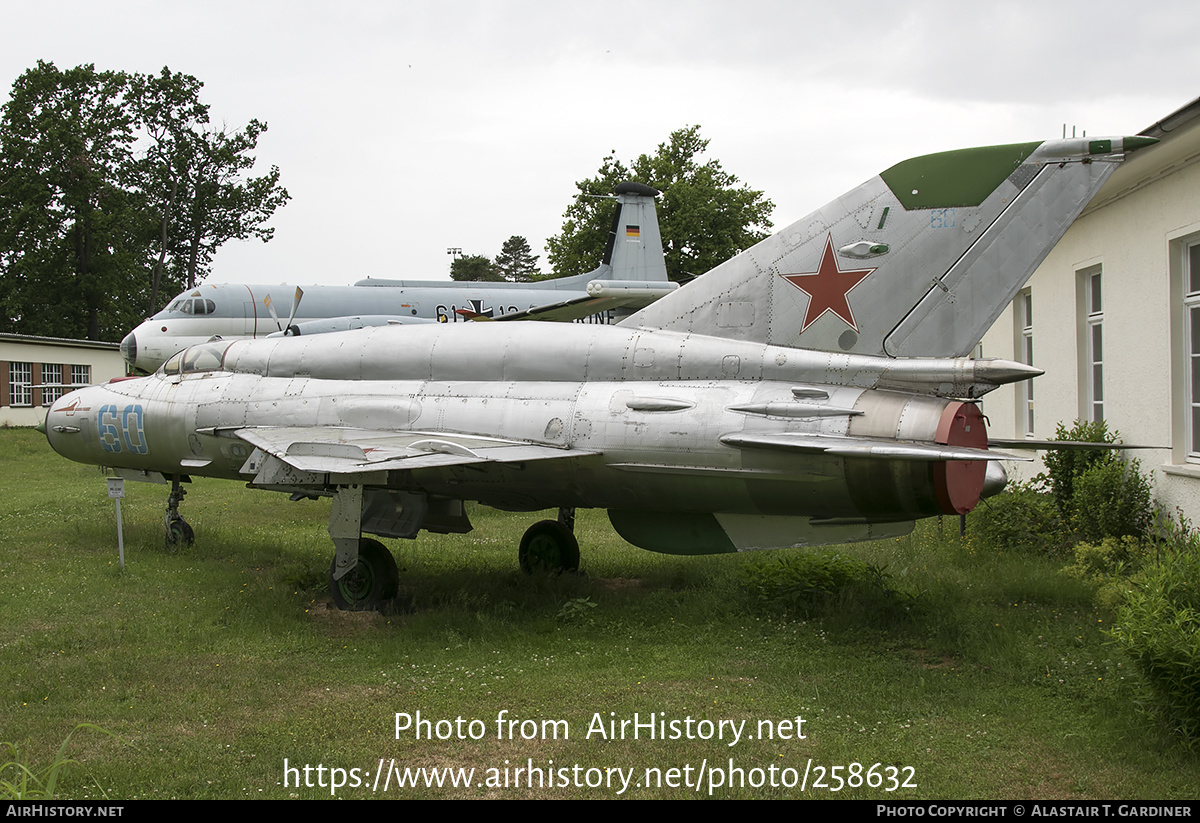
[1080,266,1104,422]
[1015,289,1034,436]
[40,364,64,405]
[1185,241,1200,461]
[70,364,90,388]
[9,362,32,407]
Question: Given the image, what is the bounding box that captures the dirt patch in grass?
[902,648,960,670]
[309,599,393,634]
[592,577,646,595]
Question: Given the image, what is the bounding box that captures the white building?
[0,334,125,427]
[980,96,1200,520]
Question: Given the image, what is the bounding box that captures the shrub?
[1040,420,1119,518]
[968,481,1067,555]
[1107,520,1200,748]
[739,551,916,622]
[1063,535,1144,577]
[1037,420,1156,543]
[1071,458,1155,543]
[1062,535,1147,611]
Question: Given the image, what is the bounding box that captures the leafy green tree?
[0,62,141,340]
[0,62,290,341]
[493,235,540,282]
[126,67,209,313]
[126,69,289,297]
[167,120,289,291]
[547,125,774,281]
[450,254,502,282]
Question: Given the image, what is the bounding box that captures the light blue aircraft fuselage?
[120,183,672,372]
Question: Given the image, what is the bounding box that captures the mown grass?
[1,427,1196,799]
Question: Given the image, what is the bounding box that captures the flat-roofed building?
[0,334,125,427]
[980,95,1200,519]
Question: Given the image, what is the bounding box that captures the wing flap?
[235,426,594,475]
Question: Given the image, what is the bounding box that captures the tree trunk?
[149,174,178,314]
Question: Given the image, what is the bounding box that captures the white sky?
[4,0,1197,290]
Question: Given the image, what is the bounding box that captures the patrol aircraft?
[119,182,674,373]
[45,135,1155,611]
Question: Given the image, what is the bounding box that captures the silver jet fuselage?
[48,322,1020,551]
[51,136,1145,563]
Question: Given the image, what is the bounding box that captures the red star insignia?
[779,235,876,332]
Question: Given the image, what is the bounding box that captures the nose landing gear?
[165,476,194,549]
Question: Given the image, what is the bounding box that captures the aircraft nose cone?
[981,461,1008,498]
[120,331,137,370]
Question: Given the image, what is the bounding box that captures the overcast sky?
[4,1,1197,292]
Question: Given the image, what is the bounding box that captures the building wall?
[980,115,1200,520]
[0,337,125,427]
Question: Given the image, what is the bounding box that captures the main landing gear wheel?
[329,538,400,611]
[519,520,580,574]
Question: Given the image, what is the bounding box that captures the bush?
[1063,535,1145,579]
[1107,520,1200,748]
[968,481,1067,555]
[739,551,916,622]
[1062,535,1147,611]
[1036,422,1156,544]
[1071,458,1155,542]
[1041,420,1119,518]
[1037,420,1156,543]
[968,419,1156,556]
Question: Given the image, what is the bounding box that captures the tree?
[547,126,774,282]
[450,254,502,282]
[493,235,540,282]
[125,67,209,313]
[126,69,290,297]
[0,62,141,340]
[0,62,290,341]
[167,120,290,291]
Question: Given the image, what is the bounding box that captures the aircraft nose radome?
[120,331,137,369]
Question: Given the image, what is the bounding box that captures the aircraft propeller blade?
[283,287,305,332]
[262,293,283,331]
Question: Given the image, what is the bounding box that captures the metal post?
[107,477,125,570]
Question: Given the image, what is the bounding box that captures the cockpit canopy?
[160,341,234,376]
[165,297,217,316]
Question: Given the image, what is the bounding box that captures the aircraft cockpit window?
[169,298,216,316]
[161,350,184,376]
[178,342,232,374]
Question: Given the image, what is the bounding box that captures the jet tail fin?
[557,182,669,287]
[622,136,1155,358]
[601,182,668,282]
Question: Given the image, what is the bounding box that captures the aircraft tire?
[519,520,580,574]
[166,517,194,550]
[329,538,400,611]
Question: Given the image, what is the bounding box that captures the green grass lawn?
[1,428,1196,799]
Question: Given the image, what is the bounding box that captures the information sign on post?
[107,477,125,570]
